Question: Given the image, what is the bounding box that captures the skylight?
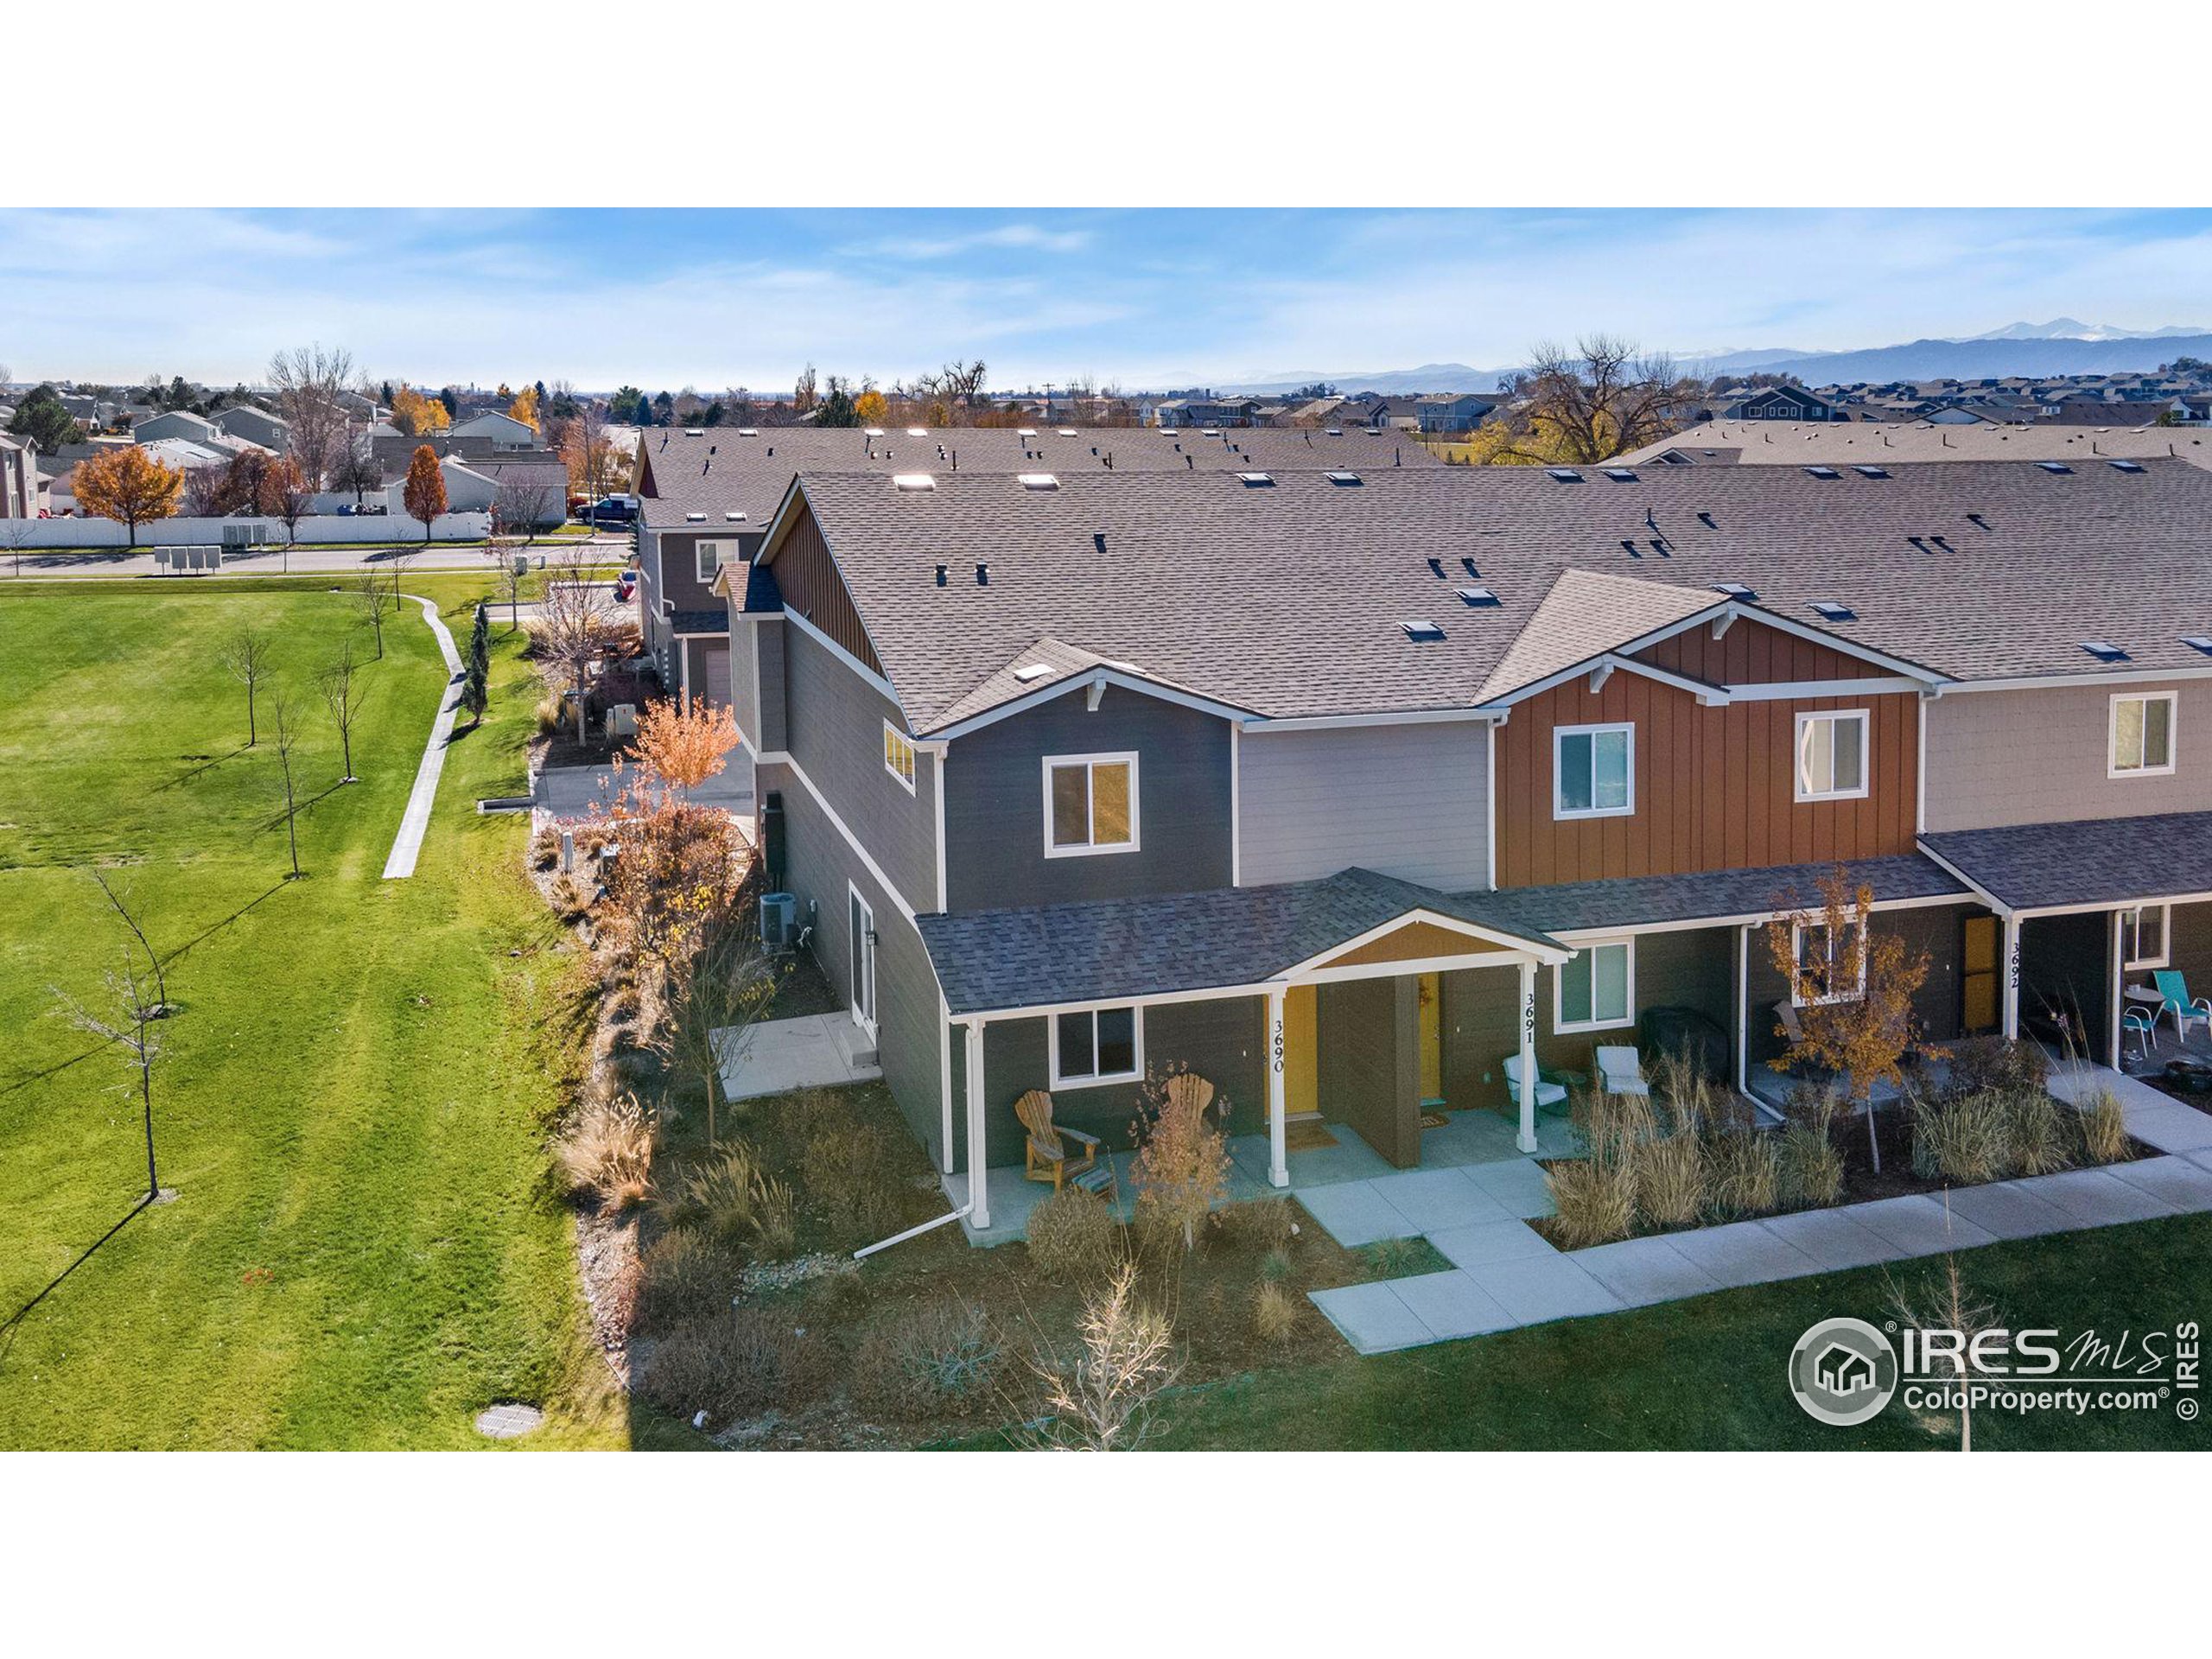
[2184,637,2212,657]
[1851,464,1890,479]
[683,428,704,436]
[2038,461,2073,474]
[1401,620,1445,641]
[737,427,759,436]
[2080,640,2129,662]
[1546,467,1584,483]
[1014,663,1054,683]
[1016,474,1058,491]
[1713,582,1757,599]
[1199,429,1222,437]
[1057,428,1078,436]
[724,511,745,522]
[1812,601,1857,621]
[863,427,887,437]
[1236,472,1274,486]
[684,512,705,522]
[1603,467,1637,482]
[1324,470,1361,486]
[1016,428,1038,437]
[1458,587,1500,607]
[906,427,928,436]
[1323,427,1344,436]
[892,474,935,491]
[1803,466,1841,480]
[2109,459,2147,474]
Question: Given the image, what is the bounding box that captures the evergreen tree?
[462,601,492,723]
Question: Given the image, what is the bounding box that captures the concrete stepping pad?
[2016,1166,2178,1226]
[1365,1167,1512,1231]
[1465,1252,1624,1325]
[1296,1179,1420,1248]
[2120,1103,2212,1154]
[1572,1236,1724,1307]
[2105,1154,2212,1212]
[1844,1193,1996,1255]
[1662,1219,1823,1287]
[1388,1270,1519,1340]
[1940,1179,2080,1241]
[1756,1207,1909,1271]
[1427,1217,1556,1269]
[1464,1158,1558,1218]
[1307,1281,1433,1355]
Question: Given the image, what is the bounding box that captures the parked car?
[588,497,636,524]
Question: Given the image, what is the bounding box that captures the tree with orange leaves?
[74,445,184,545]
[402,445,447,543]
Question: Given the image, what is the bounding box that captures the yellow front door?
[1283,985,1318,1117]
[1418,972,1443,1103]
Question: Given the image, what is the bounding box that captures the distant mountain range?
[1219,321,2212,397]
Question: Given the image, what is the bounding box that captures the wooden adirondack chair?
[1164,1071,1216,1123]
[1014,1089,1101,1190]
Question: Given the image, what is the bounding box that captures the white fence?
[1,512,493,550]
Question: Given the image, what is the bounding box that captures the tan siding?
[1924,679,2212,832]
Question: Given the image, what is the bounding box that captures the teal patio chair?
[2152,970,2212,1042]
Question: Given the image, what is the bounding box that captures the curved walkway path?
[382,595,466,880]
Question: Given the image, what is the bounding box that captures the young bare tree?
[3,515,36,578]
[1887,1255,2003,1452]
[92,868,168,1016]
[181,464,227,518]
[267,342,356,488]
[328,446,383,511]
[54,944,168,1205]
[1491,334,1701,465]
[385,545,420,618]
[498,552,531,632]
[1022,1263,1181,1451]
[219,626,274,746]
[663,929,778,1148]
[270,686,305,878]
[537,550,620,742]
[492,475,557,546]
[318,639,371,784]
[264,455,315,572]
[1766,867,1936,1173]
[353,569,388,659]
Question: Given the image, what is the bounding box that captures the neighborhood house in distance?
[664,446,2212,1237]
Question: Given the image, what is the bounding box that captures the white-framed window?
[1555,938,1635,1033]
[1796,709,1870,802]
[695,539,729,583]
[1044,752,1139,857]
[1554,722,1634,820]
[1051,1005,1142,1089]
[2123,904,2171,970]
[882,721,916,795]
[1791,919,1866,1007]
[2110,691,2177,778]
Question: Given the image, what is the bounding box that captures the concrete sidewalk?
[380,595,464,880]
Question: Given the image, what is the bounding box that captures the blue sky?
[4,208,2210,392]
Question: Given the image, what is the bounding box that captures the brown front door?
[1961,914,1999,1033]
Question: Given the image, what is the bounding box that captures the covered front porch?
[918,868,1576,1238]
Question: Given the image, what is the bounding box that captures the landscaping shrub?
[1778,1115,1846,1208]
[1258,1246,1295,1283]
[1913,1090,2012,1185]
[798,1120,911,1243]
[850,1299,1002,1422]
[1024,1186,1123,1284]
[559,1089,654,1210]
[2078,1089,2129,1164]
[529,823,563,870]
[636,1228,747,1332]
[670,1142,797,1261]
[2003,1089,2073,1176]
[1129,1065,1232,1253]
[534,695,562,735]
[1944,1034,2050,1098]
[1633,1131,1703,1228]
[1546,1155,1636,1249]
[1573,1085,1657,1167]
[1705,1122,1782,1217]
[639,1307,828,1426]
[1251,1280,1300,1344]
[1219,1195,1298,1253]
[547,870,597,924]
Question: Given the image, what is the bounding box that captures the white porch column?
[1516,959,1539,1154]
[1734,925,1751,1096]
[1266,984,1289,1188]
[963,1018,990,1230]
[2000,912,2022,1040]
[2108,908,2126,1067]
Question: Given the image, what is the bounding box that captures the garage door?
[698,639,732,709]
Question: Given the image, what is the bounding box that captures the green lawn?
[0,577,622,1448]
[1148,1214,2212,1451]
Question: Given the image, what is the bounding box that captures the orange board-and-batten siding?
[1495,620,1918,888]
[764,499,887,679]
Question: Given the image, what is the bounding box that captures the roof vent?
[684,512,706,522]
[1965,512,1989,531]
[906,426,928,436]
[1017,473,1058,490]
[1427,557,1445,577]
[1850,464,1889,478]
[934,563,947,587]
[2109,459,2147,474]
[1014,662,1053,683]
[1804,465,1841,480]
[1016,427,1038,437]
[1602,467,1637,482]
[1325,470,1361,486]
[683,427,704,436]
[976,562,988,585]
[724,511,744,522]
[1236,471,1274,486]
[1713,582,1757,599]
[1812,601,1857,621]
[1056,428,1077,437]
[1458,587,1499,607]
[1401,620,1445,641]
[892,474,935,491]
[737,427,759,436]
[1460,557,1479,577]
[863,427,887,437]
[2038,461,2073,474]
[1545,467,1584,483]
[1907,536,1930,554]
[1696,511,1717,529]
[2080,640,2129,663]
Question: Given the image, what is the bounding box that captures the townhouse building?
[718,456,2212,1230]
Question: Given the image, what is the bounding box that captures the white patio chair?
[1502,1053,1567,1110]
[1595,1045,1651,1096]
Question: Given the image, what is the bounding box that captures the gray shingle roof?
[785,457,2212,733]
[1624,420,2212,471]
[1920,811,2212,911]
[918,867,1563,1016]
[1480,854,1969,935]
[634,423,1437,531]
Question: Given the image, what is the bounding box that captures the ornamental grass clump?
[2078,1088,2129,1164]
[1024,1186,1124,1284]
[670,1141,797,1261]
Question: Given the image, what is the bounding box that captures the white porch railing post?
[1516,960,1539,1154]
[2001,912,2022,1041]
[964,1018,990,1230]
[2108,908,2125,1068]
[1267,984,1289,1188]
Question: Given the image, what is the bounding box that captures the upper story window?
[1796,709,1870,802]
[1554,723,1633,820]
[1045,752,1138,857]
[1792,919,1866,1007]
[1555,938,1634,1033]
[882,721,916,795]
[2111,691,2177,778]
[695,539,729,583]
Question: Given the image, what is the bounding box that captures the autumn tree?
[318,639,372,784]
[267,343,355,487]
[556,397,620,505]
[506,385,539,430]
[1487,335,1701,465]
[599,695,747,969]
[792,363,818,415]
[1765,867,1936,1174]
[1129,1066,1231,1253]
[74,445,184,545]
[402,445,447,543]
[269,686,305,879]
[181,464,227,516]
[218,627,273,746]
[854,387,888,425]
[216,449,273,516]
[390,385,450,436]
